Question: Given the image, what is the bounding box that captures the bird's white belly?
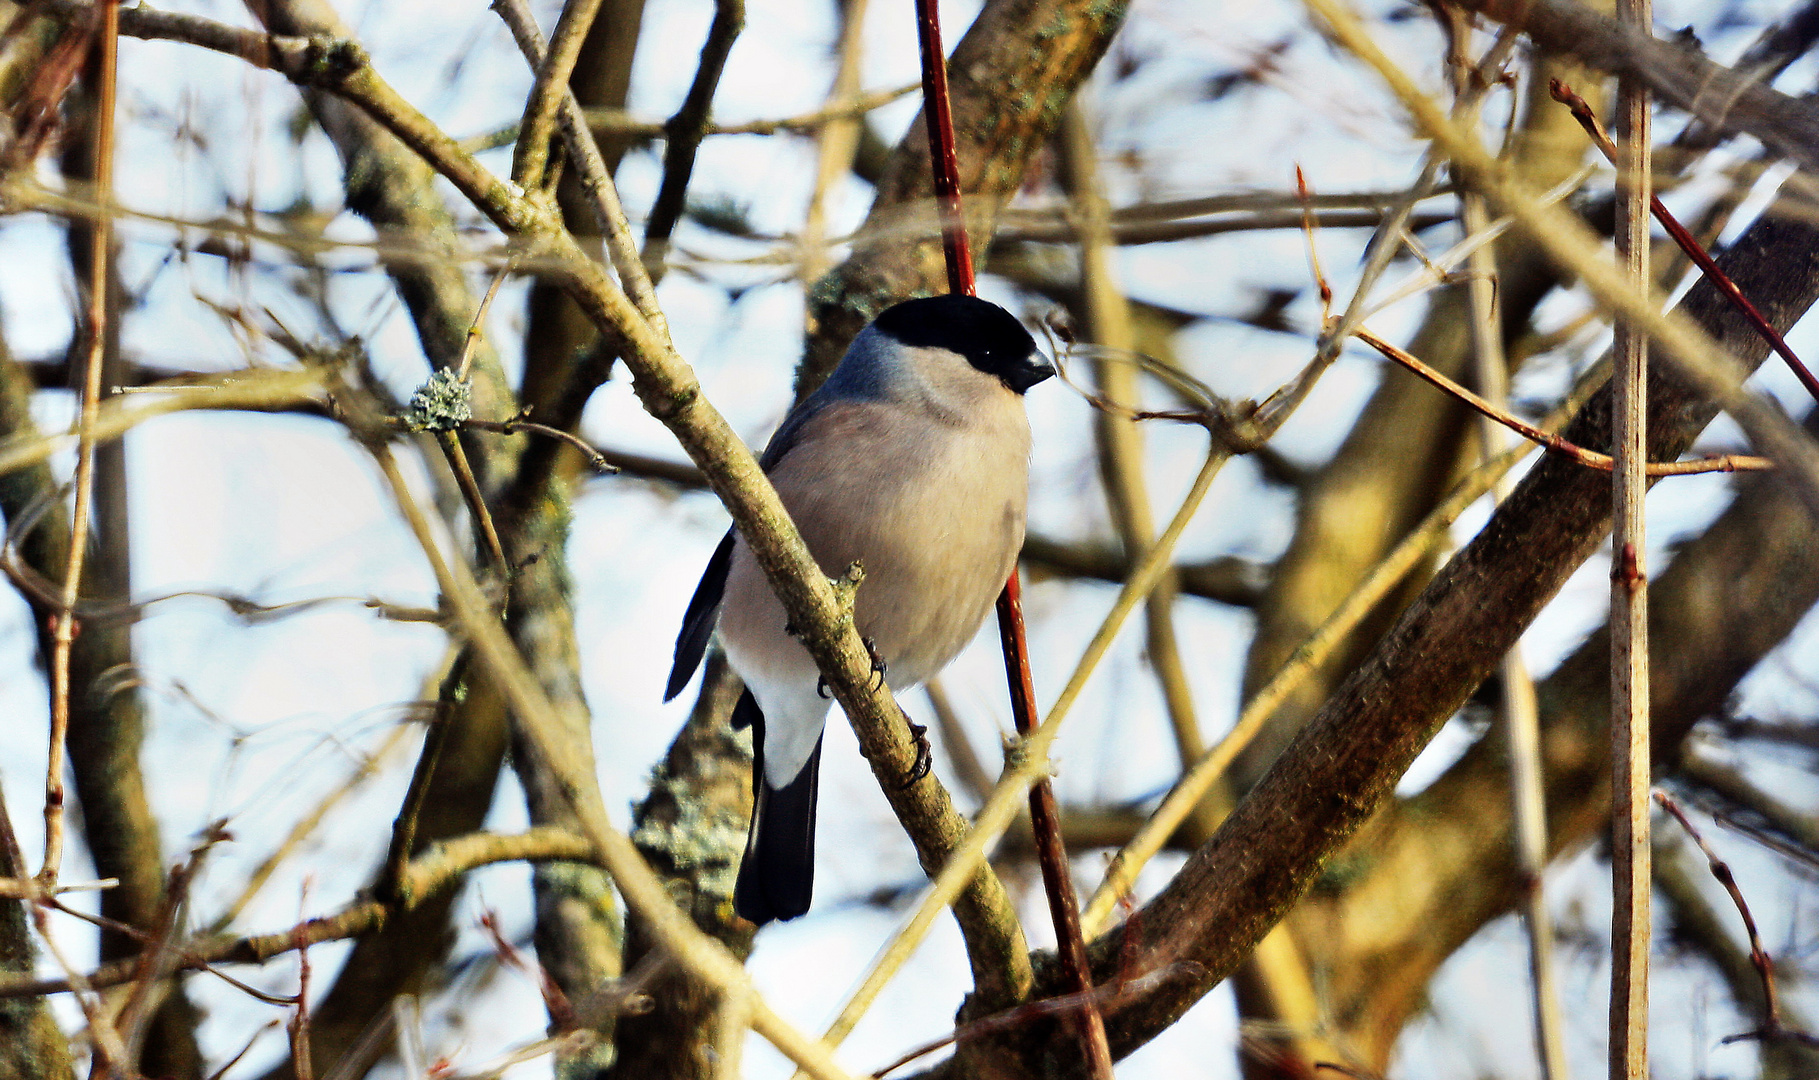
[717,401,1029,786]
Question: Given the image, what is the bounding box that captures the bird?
[664,294,1055,925]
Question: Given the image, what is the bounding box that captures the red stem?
[913,2,1111,1076]
[915,0,976,296]
[1648,191,1819,404]
[1550,80,1819,406]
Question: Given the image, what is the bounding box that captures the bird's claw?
[862,637,888,691]
[896,719,933,790]
[818,639,885,700]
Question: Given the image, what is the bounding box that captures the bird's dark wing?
[666,392,835,702]
[757,393,830,470]
[665,530,735,701]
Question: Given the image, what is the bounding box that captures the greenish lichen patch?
[401,368,472,431]
[632,762,748,899]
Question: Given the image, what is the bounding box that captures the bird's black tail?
[734,690,821,925]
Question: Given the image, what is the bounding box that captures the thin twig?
[437,432,509,576]
[511,0,606,191]
[41,0,118,887]
[32,902,131,1069]
[458,260,513,382]
[1608,7,1653,1073]
[463,415,618,472]
[0,828,600,999]
[204,1019,282,1080]
[1061,104,1206,780]
[0,877,115,899]
[1439,20,1568,1070]
[797,0,871,305]
[923,679,992,804]
[0,368,325,481]
[490,0,665,332]
[117,831,215,1060]
[1352,326,1771,475]
[913,0,1104,1073]
[641,0,745,282]
[290,884,315,1080]
[457,82,917,150]
[208,724,413,931]
[607,82,917,137]
[1551,80,1819,405]
[1655,791,1789,1037]
[1081,420,1550,932]
[1681,750,1819,870]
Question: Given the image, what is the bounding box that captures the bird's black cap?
[872,295,1055,393]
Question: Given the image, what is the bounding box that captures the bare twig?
[457,260,513,382]
[0,828,608,994]
[117,829,217,1060]
[641,0,744,281]
[209,724,413,931]
[491,0,665,332]
[1681,750,1819,870]
[204,1020,282,1080]
[438,431,509,576]
[511,0,606,191]
[1551,80,1819,405]
[1439,20,1568,1072]
[1353,326,1770,475]
[1060,103,1207,782]
[290,887,315,1080]
[462,415,617,473]
[1608,3,1653,1072]
[0,877,116,899]
[456,84,919,153]
[923,679,992,804]
[913,0,1104,1072]
[0,368,326,480]
[31,901,131,1068]
[41,0,118,888]
[1653,791,1805,1045]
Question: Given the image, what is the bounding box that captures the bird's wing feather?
[735,690,821,925]
[666,393,836,702]
[758,393,831,470]
[665,529,735,701]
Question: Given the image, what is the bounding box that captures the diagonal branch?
[511,0,607,191]
[962,79,1819,1080]
[641,0,743,281]
[1453,0,1819,175]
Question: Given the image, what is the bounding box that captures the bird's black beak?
[1004,352,1057,394]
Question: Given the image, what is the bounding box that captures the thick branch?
[1455,0,1819,174]
[956,146,1819,1080]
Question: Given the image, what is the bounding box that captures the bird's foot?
[862,637,888,691]
[896,718,933,790]
[816,674,832,699]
